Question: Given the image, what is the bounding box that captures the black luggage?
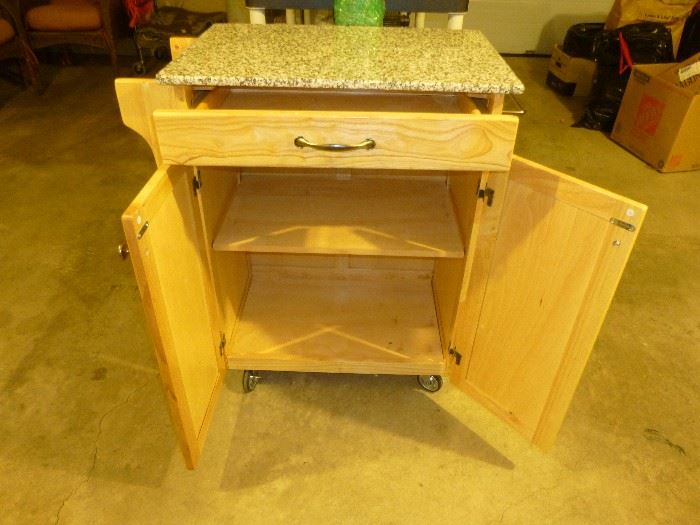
[677,9,700,61]
[132,5,226,74]
[562,23,605,58]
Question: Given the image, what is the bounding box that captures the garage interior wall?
[161,0,614,53]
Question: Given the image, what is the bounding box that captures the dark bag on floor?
[575,22,674,131]
[677,9,700,61]
[562,23,606,58]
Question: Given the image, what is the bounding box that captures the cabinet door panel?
[452,156,646,449]
[122,166,223,468]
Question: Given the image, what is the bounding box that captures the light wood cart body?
[116,40,646,469]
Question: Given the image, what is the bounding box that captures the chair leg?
[20,58,37,90]
[108,43,118,74]
[101,29,118,75]
[20,42,41,92]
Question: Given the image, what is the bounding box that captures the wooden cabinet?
[116,36,646,470]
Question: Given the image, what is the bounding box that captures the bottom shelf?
[228,271,445,375]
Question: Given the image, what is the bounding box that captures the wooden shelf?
[228,271,445,375]
[213,175,464,258]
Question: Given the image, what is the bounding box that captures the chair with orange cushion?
[0,0,38,88]
[21,0,125,72]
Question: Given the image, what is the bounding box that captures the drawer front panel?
[153,109,519,171]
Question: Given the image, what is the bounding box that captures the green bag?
[334,0,385,26]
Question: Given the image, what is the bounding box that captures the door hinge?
[219,332,226,357]
[192,172,202,195]
[449,347,462,365]
[477,186,495,207]
[136,221,149,240]
[610,217,636,232]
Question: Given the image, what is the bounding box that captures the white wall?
[429,0,613,54]
[162,0,614,53]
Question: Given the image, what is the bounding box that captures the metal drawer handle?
[294,136,376,152]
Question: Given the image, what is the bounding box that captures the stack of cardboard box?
[611,53,700,172]
[547,44,598,97]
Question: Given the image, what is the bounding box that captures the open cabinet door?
[122,165,224,468]
[451,156,646,449]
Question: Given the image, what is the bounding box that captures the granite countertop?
[157,24,524,94]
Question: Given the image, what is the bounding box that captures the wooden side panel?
[432,172,483,351]
[452,156,646,448]
[448,170,510,381]
[122,166,223,468]
[196,167,251,344]
[248,253,434,278]
[153,109,519,172]
[486,93,505,115]
[250,253,433,273]
[349,256,433,272]
[170,36,195,60]
[250,253,339,269]
[196,88,230,110]
[114,79,192,166]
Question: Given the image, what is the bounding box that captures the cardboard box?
[546,44,597,97]
[656,54,700,89]
[611,54,700,173]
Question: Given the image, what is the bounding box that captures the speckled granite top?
[157,24,524,94]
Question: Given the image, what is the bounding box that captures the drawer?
[152,89,519,172]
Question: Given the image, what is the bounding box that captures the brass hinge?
[192,171,202,195]
[610,217,636,232]
[477,187,495,207]
[219,332,226,357]
[448,346,462,365]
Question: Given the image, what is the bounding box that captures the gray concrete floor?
[0,57,698,524]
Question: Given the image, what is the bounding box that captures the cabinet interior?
[213,173,464,258]
[198,166,482,376]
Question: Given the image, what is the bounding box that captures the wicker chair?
[0,0,38,88]
[21,0,125,72]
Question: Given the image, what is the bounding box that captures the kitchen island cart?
[116,24,646,468]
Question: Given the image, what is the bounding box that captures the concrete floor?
[0,57,698,524]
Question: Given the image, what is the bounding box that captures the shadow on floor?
[219,372,513,490]
[552,91,590,123]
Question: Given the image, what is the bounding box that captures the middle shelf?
[213,174,465,258]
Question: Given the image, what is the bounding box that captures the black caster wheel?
[154,47,170,60]
[417,375,442,393]
[132,61,146,75]
[242,370,261,393]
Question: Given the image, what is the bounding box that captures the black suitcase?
[677,9,700,61]
[132,5,226,74]
[562,23,605,58]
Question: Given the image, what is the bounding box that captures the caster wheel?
[242,370,261,393]
[417,374,442,393]
[132,62,146,75]
[154,47,170,60]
